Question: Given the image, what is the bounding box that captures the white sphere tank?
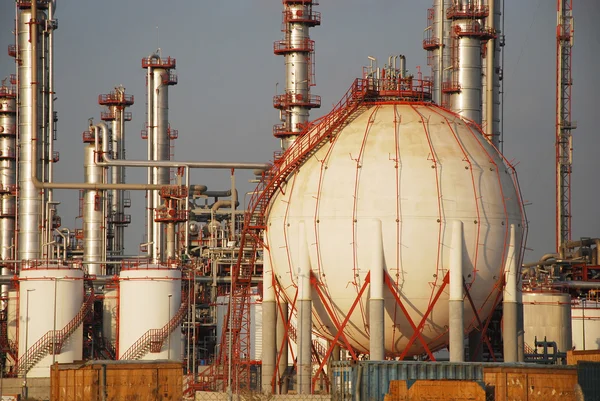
[118,264,181,360]
[266,104,525,356]
[18,267,84,377]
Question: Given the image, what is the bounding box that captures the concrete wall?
[0,378,51,400]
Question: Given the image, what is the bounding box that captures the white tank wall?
[571,299,600,351]
[523,292,572,353]
[118,267,181,360]
[18,268,84,378]
[6,290,18,369]
[102,288,118,353]
[266,104,525,356]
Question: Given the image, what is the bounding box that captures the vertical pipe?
[449,221,465,362]
[502,224,518,363]
[146,62,154,259]
[369,220,385,361]
[18,4,45,262]
[297,222,312,395]
[46,0,55,248]
[83,141,104,276]
[165,222,175,260]
[261,239,276,395]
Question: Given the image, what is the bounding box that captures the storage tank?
[265,87,525,356]
[522,291,572,353]
[118,263,181,360]
[571,298,600,351]
[18,267,85,378]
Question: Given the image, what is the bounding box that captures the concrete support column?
[297,222,312,394]
[449,221,465,362]
[517,281,525,362]
[261,240,276,394]
[503,224,518,363]
[276,300,289,394]
[369,220,385,361]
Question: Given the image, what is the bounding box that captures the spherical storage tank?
[266,101,525,356]
[119,263,181,360]
[19,267,84,377]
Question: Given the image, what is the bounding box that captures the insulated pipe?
[83,144,104,276]
[146,57,155,265]
[503,224,518,363]
[369,220,385,361]
[297,222,312,395]
[29,123,269,191]
[261,239,276,395]
[449,221,465,362]
[165,222,175,260]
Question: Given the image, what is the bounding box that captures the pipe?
[449,221,465,362]
[297,222,312,394]
[369,219,385,361]
[53,229,67,261]
[503,224,518,362]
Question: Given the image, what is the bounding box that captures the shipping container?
[50,360,182,401]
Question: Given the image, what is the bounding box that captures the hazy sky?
[0,1,598,261]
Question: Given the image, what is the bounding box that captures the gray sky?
[0,1,598,260]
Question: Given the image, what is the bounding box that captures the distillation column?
[82,130,105,276]
[443,0,493,126]
[481,0,503,148]
[142,55,177,263]
[16,1,48,262]
[99,88,134,256]
[424,0,452,106]
[0,78,17,325]
[273,0,321,150]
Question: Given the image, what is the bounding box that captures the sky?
[0,0,598,261]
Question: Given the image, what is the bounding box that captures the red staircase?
[17,292,94,376]
[196,79,373,393]
[119,290,189,360]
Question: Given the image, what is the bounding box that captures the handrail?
[119,289,189,360]
[17,292,94,375]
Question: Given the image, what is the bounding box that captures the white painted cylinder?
[118,265,181,360]
[522,292,572,354]
[571,299,600,351]
[449,220,464,362]
[18,268,84,377]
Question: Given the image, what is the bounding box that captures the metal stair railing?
[17,293,94,376]
[206,79,371,392]
[287,321,328,364]
[119,290,189,360]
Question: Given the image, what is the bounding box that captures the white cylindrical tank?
[118,264,181,360]
[522,291,572,353]
[571,298,600,351]
[266,104,525,356]
[18,267,84,378]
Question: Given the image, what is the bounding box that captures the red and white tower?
[273,0,321,150]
